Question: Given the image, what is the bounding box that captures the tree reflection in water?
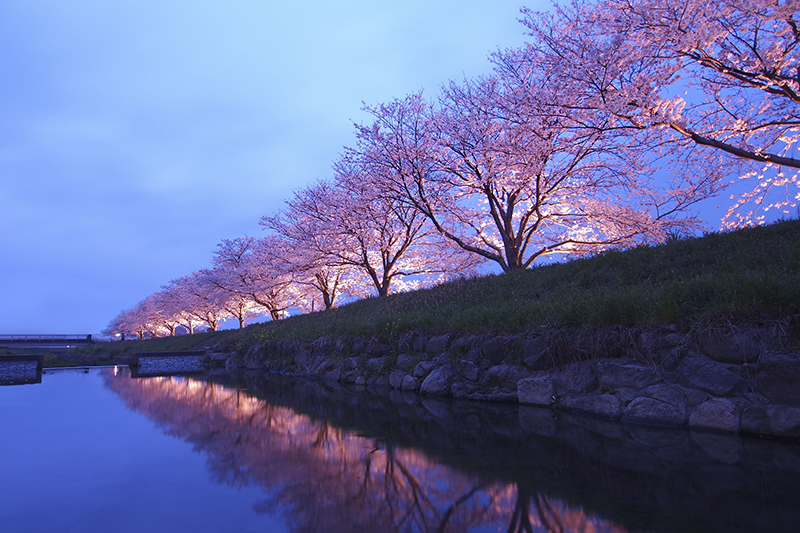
[104,370,625,533]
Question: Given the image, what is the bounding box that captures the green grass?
[78,218,800,357]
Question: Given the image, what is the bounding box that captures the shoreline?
[216,321,800,440]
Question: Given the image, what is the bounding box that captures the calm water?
[2,367,800,532]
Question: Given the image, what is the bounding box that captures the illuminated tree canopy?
[103,0,798,335]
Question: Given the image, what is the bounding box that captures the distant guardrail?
[0,335,93,348]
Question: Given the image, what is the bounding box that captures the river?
[1,366,799,532]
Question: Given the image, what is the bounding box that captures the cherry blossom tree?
[211,236,299,321]
[355,88,706,272]
[164,272,230,332]
[200,267,259,328]
[264,166,478,298]
[514,0,800,226]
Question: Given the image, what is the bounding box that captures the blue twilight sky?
[0,1,776,336]
[0,0,548,335]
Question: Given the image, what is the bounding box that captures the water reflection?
[104,369,800,533]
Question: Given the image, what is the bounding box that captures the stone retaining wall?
[218,324,800,439]
[0,355,44,384]
[131,352,204,376]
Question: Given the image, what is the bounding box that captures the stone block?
[677,354,744,396]
[742,406,800,438]
[558,393,622,419]
[623,386,686,426]
[482,364,530,391]
[596,360,660,389]
[401,375,418,392]
[395,354,416,372]
[420,366,455,396]
[389,371,407,389]
[482,335,515,365]
[453,360,479,381]
[698,329,761,364]
[413,361,436,379]
[553,361,597,394]
[757,353,800,405]
[689,398,741,433]
[366,343,391,357]
[522,336,550,370]
[518,376,555,406]
[451,380,480,398]
[426,335,450,357]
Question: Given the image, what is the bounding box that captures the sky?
[0,0,552,335]
[1,1,788,337]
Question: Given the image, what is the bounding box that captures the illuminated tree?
[356,88,705,272]
[264,169,477,298]
[164,271,230,332]
[211,236,299,321]
[515,0,800,227]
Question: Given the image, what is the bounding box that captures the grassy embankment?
[42,218,800,365]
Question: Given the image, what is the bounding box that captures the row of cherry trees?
[104,0,799,338]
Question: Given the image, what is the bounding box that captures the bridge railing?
[0,335,92,340]
[0,335,93,346]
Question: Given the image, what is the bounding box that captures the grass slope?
[78,218,800,358]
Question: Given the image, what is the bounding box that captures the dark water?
[2,367,800,532]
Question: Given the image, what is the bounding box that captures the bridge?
[0,335,94,349]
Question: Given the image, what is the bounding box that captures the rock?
[413,361,436,379]
[451,380,480,398]
[315,359,337,374]
[689,398,741,432]
[354,376,366,386]
[432,354,451,366]
[757,353,800,405]
[677,354,744,396]
[623,385,686,426]
[522,336,550,370]
[553,361,597,394]
[245,360,263,370]
[342,371,359,384]
[684,388,710,407]
[322,368,342,382]
[468,391,518,403]
[742,406,800,438]
[351,340,366,356]
[395,354,416,372]
[698,329,761,364]
[426,335,450,357]
[401,375,418,392]
[420,366,455,396]
[482,364,530,391]
[453,360,479,381]
[518,376,555,406]
[451,335,478,355]
[558,393,622,419]
[389,371,408,389]
[366,343,391,357]
[367,357,388,370]
[596,360,660,390]
[294,350,313,368]
[209,352,227,363]
[367,374,390,388]
[411,334,426,353]
[309,336,334,355]
[482,335,515,365]
[644,384,684,405]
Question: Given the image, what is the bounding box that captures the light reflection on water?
[2,367,800,532]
